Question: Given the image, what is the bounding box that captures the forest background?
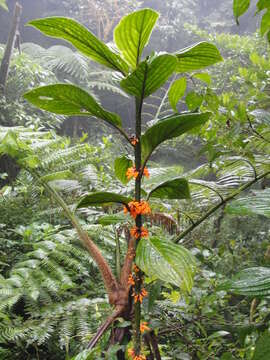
[0,0,270,359]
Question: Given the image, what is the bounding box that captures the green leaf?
[28,17,128,74]
[70,349,98,360]
[220,353,235,360]
[226,189,270,218]
[185,91,204,111]
[148,178,190,200]
[114,8,159,69]
[257,0,270,11]
[175,42,223,73]
[141,112,211,163]
[194,73,212,85]
[136,236,196,292]
[252,332,270,360]
[261,10,270,36]
[40,171,74,183]
[168,78,187,112]
[233,0,250,24]
[24,84,122,127]
[120,54,177,98]
[114,156,133,185]
[77,192,132,208]
[0,0,8,11]
[98,214,127,226]
[220,267,270,297]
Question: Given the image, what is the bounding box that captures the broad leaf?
[168,78,187,112]
[114,8,159,69]
[261,10,270,35]
[194,73,211,85]
[226,189,270,218]
[24,84,122,127]
[114,156,133,185]
[77,192,132,208]
[148,178,190,200]
[120,54,177,98]
[252,332,270,360]
[220,267,270,297]
[141,112,211,163]
[185,91,204,111]
[257,0,270,11]
[136,236,196,292]
[28,17,128,74]
[175,42,223,73]
[233,0,250,24]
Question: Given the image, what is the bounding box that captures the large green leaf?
[40,171,75,183]
[148,178,190,200]
[252,332,270,360]
[77,192,132,208]
[141,112,211,163]
[114,156,133,185]
[226,189,270,218]
[257,0,270,11]
[136,237,196,292]
[120,54,177,98]
[0,0,8,11]
[168,78,187,112]
[24,84,122,127]
[261,10,270,35]
[28,17,128,74]
[175,42,223,73]
[220,267,270,297]
[233,0,250,24]
[114,8,159,69]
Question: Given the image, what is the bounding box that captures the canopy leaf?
[24,84,122,127]
[114,156,133,184]
[233,0,250,24]
[141,112,211,163]
[175,42,223,73]
[220,267,270,297]
[114,8,159,69]
[28,17,128,74]
[120,54,177,98]
[168,78,187,112]
[77,192,131,208]
[136,237,196,292]
[0,0,8,11]
[148,178,190,200]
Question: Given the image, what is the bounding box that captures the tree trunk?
[0,2,22,94]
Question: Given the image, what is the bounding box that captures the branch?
[173,170,270,244]
[33,171,119,299]
[87,306,124,350]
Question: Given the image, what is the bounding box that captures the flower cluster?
[124,200,151,219]
[126,166,150,180]
[128,349,146,360]
[140,322,150,333]
[133,288,148,303]
[130,226,149,239]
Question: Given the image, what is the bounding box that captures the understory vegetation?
[0,0,270,359]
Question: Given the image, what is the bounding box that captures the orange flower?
[140,322,150,333]
[128,349,146,360]
[130,136,139,146]
[133,264,140,273]
[133,288,148,303]
[130,226,149,239]
[124,200,151,219]
[126,167,139,180]
[128,274,135,286]
[143,167,150,178]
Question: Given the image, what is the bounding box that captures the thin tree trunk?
[0,2,22,94]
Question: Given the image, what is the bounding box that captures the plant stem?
[134,95,143,355]
[173,170,270,244]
